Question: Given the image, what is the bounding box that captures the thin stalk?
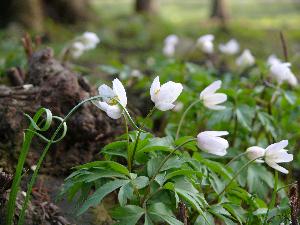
[216,157,261,200]
[176,99,201,139]
[142,138,197,205]
[123,115,131,172]
[226,151,248,167]
[263,171,278,225]
[14,95,102,225]
[130,107,156,168]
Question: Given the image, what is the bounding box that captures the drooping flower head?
[197,34,214,54]
[200,80,227,110]
[150,76,183,111]
[236,49,255,68]
[94,79,127,119]
[197,131,229,156]
[269,62,298,86]
[219,39,239,55]
[246,140,293,174]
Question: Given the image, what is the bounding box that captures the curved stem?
[263,171,278,225]
[226,151,248,167]
[216,157,261,200]
[16,95,102,225]
[176,99,201,140]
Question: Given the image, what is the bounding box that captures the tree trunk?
[0,0,91,31]
[210,0,229,23]
[135,0,157,13]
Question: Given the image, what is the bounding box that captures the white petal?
[202,131,229,137]
[98,84,115,101]
[157,81,183,104]
[150,76,160,102]
[94,101,109,111]
[265,161,289,174]
[106,105,122,119]
[112,78,127,107]
[266,149,293,163]
[265,140,288,154]
[203,93,227,106]
[197,132,229,156]
[205,104,226,110]
[200,80,222,99]
[246,146,265,161]
[156,102,175,111]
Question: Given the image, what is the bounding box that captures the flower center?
[108,97,119,105]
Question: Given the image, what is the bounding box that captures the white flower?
[197,34,214,54]
[69,42,85,58]
[197,131,229,156]
[265,140,293,174]
[267,54,281,67]
[150,76,183,111]
[246,146,265,163]
[163,44,176,57]
[247,140,293,174]
[219,39,239,55]
[163,34,179,57]
[94,79,127,119]
[236,49,255,68]
[269,62,298,86]
[80,32,100,50]
[31,165,37,171]
[199,80,227,110]
[164,34,179,46]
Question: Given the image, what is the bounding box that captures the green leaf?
[112,205,145,225]
[77,179,129,215]
[101,141,128,159]
[118,183,134,206]
[166,169,203,180]
[74,161,130,176]
[144,213,154,225]
[132,176,149,189]
[257,111,277,139]
[236,105,255,131]
[194,212,215,225]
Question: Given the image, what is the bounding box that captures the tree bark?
[135,0,157,13]
[210,0,229,23]
[0,0,91,31]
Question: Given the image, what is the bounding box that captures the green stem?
[142,138,197,205]
[176,99,201,140]
[123,115,131,172]
[15,95,102,225]
[216,157,261,200]
[225,151,248,167]
[130,107,156,168]
[263,171,278,225]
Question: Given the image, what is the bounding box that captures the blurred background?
[1,0,300,78]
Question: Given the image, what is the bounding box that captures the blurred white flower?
[21,191,27,197]
[131,69,142,79]
[80,32,100,50]
[267,54,281,67]
[197,34,214,54]
[94,79,127,119]
[197,131,229,156]
[269,62,298,86]
[200,80,227,110]
[150,76,183,111]
[163,34,179,57]
[69,42,85,58]
[236,49,255,68]
[219,39,239,55]
[265,140,293,174]
[30,165,37,171]
[246,146,265,163]
[23,84,33,90]
[172,101,184,112]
